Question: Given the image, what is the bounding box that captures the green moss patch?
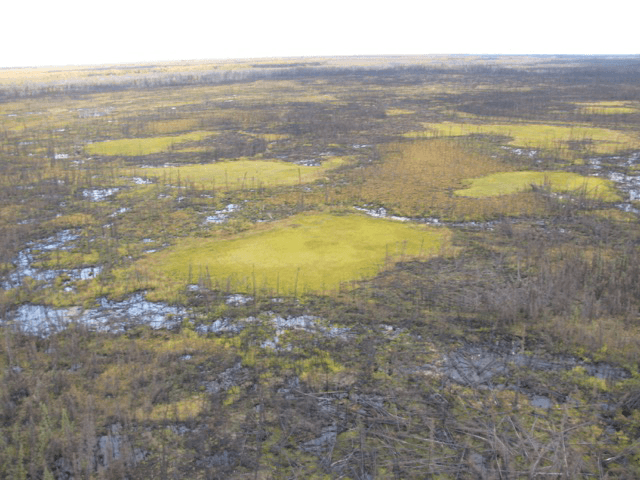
[135,157,346,190]
[85,131,214,156]
[135,213,449,297]
[454,171,620,200]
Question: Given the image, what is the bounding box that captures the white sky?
[2,0,638,68]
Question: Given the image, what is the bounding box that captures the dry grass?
[345,138,547,219]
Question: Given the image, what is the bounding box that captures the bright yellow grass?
[386,108,415,116]
[576,101,638,115]
[135,157,346,190]
[455,171,620,201]
[406,122,638,156]
[85,131,214,156]
[134,213,450,297]
[136,394,207,422]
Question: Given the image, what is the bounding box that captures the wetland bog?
[2,56,640,478]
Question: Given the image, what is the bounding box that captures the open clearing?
[134,156,346,190]
[85,131,214,156]
[406,121,639,157]
[455,170,620,200]
[133,213,449,296]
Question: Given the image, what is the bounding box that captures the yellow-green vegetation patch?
[85,131,214,156]
[137,394,207,421]
[386,108,415,116]
[298,351,345,388]
[135,157,346,190]
[565,366,609,393]
[134,213,450,297]
[455,171,620,200]
[407,122,639,156]
[577,101,638,115]
[37,249,101,269]
[590,208,638,223]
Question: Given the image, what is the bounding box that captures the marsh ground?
[2,55,640,478]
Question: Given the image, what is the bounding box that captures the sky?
[2,0,638,68]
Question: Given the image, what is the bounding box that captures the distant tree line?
[2,57,638,102]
